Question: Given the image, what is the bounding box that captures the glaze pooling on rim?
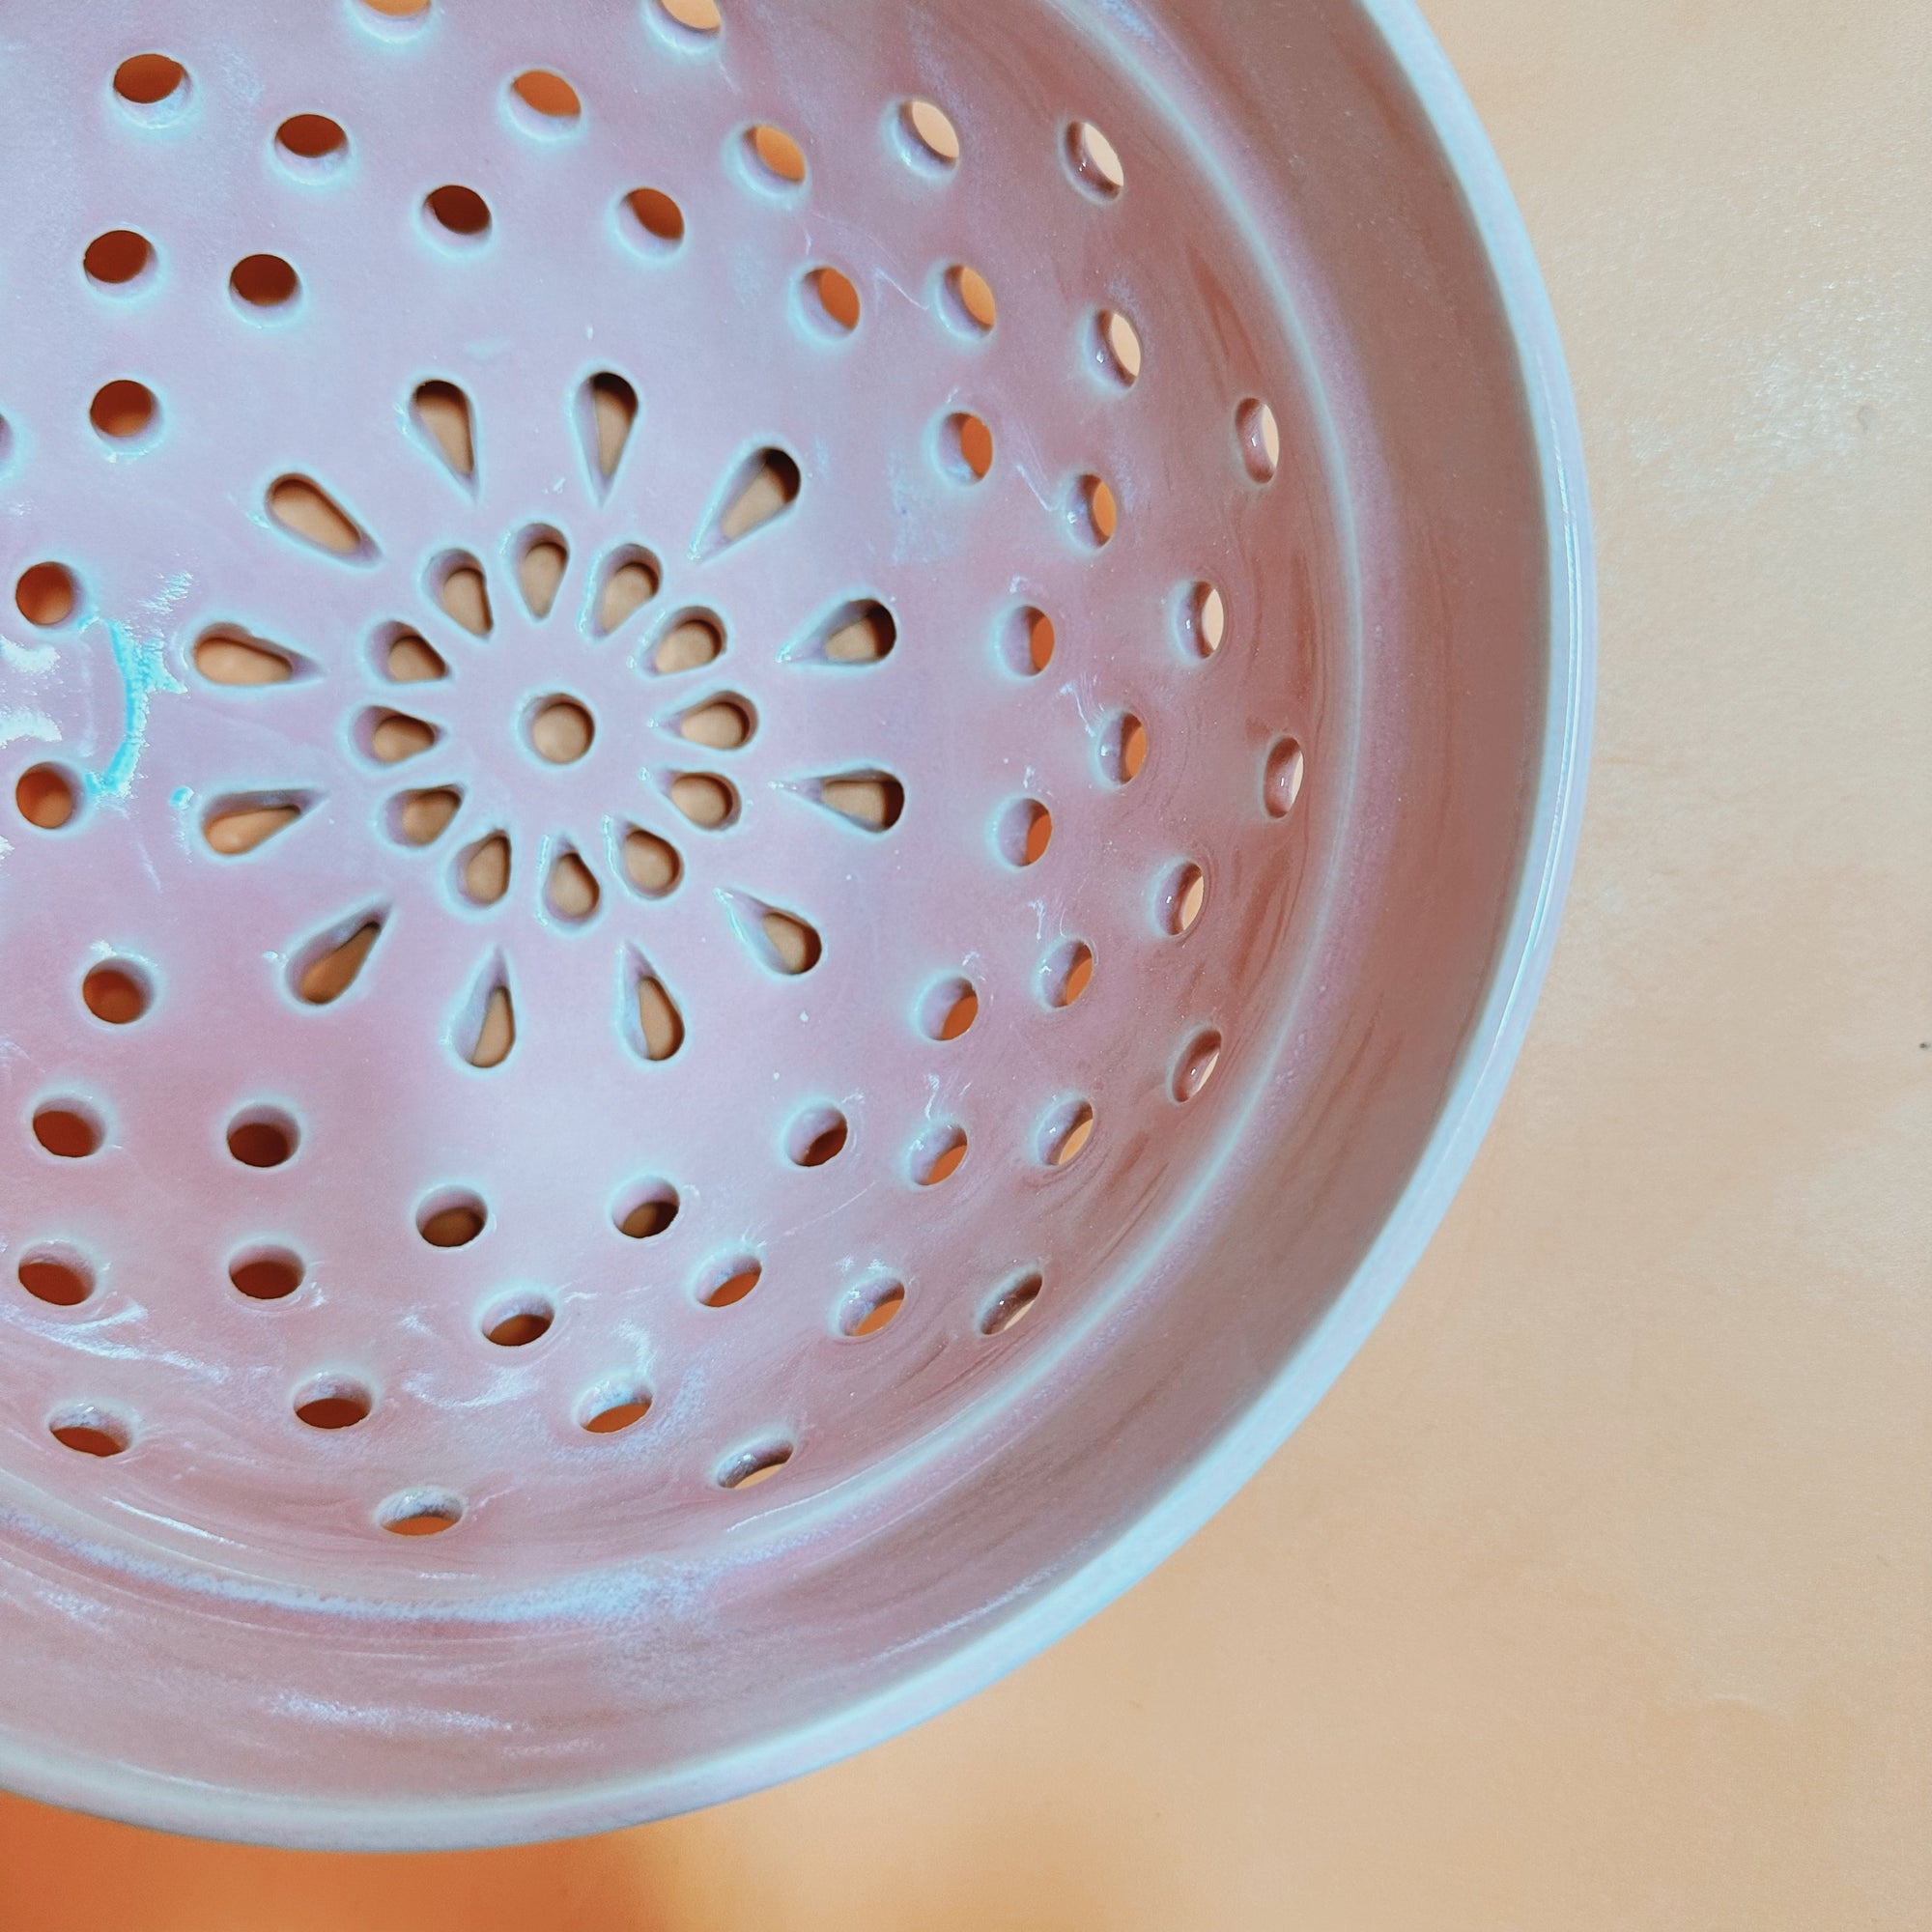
[0,0,1589,1846]
[0,1,1327,1589]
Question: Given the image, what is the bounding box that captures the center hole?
[528,697,594,765]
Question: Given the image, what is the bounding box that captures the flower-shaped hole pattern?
[0,0,1328,1604]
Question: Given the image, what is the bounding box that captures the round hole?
[1098,712,1148,784]
[698,1258,762,1309]
[998,605,1055,677]
[1039,1100,1095,1169]
[1040,938,1094,1009]
[50,1409,129,1458]
[980,1270,1042,1336]
[112,53,185,107]
[786,1106,849,1169]
[1237,397,1281,482]
[295,1378,373,1430]
[81,961,152,1025]
[911,1123,968,1187]
[668,772,738,830]
[230,1247,304,1301]
[1180,582,1226,658]
[996,797,1052,867]
[275,113,347,164]
[942,264,996,336]
[621,186,686,251]
[379,1491,464,1537]
[1264,737,1306,817]
[1070,473,1118,548]
[424,185,492,240]
[582,1386,653,1434]
[417,1191,487,1248]
[15,764,79,830]
[18,1251,93,1308]
[1174,1028,1224,1103]
[1157,862,1207,936]
[483,1297,554,1348]
[614,1180,679,1239]
[939,412,993,482]
[83,229,154,288]
[230,253,300,308]
[1066,120,1124,198]
[511,70,581,122]
[32,1105,102,1160]
[719,1441,792,1490]
[527,696,595,764]
[227,1109,298,1169]
[652,0,722,36]
[839,1280,905,1339]
[898,97,960,170]
[803,265,861,335]
[1094,309,1142,386]
[15,563,77,628]
[744,124,806,188]
[90,379,157,442]
[919,976,978,1041]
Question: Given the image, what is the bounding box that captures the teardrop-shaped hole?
[596,547,661,635]
[193,626,310,686]
[621,827,682,896]
[292,912,384,1006]
[708,447,800,552]
[431,553,491,637]
[675,696,755,751]
[388,785,462,846]
[452,958,515,1067]
[267,476,372,559]
[412,380,474,483]
[545,849,600,923]
[579,372,638,491]
[359,707,440,764]
[624,955,685,1062]
[458,833,512,906]
[667,773,738,830]
[203,792,312,856]
[378,626,447,682]
[806,771,903,833]
[786,598,895,666]
[651,610,724,674]
[516,527,569,619]
[723,893,822,975]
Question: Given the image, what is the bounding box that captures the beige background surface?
[1,0,1925,1923]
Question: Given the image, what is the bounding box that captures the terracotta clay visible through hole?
[51,1412,128,1458]
[1099,713,1148,784]
[668,773,736,830]
[1040,1101,1094,1169]
[15,766,78,830]
[653,611,724,673]
[204,795,307,856]
[1067,121,1125,197]
[623,188,685,250]
[581,373,638,487]
[297,919,383,1005]
[786,1106,849,1169]
[461,834,512,905]
[912,1124,968,1187]
[18,1252,93,1307]
[1174,1028,1224,1102]
[196,627,300,685]
[899,99,960,169]
[231,1249,303,1300]
[417,1192,487,1248]
[295,1381,372,1430]
[484,1298,554,1348]
[91,380,157,441]
[1237,397,1282,482]
[434,554,491,635]
[841,1281,905,1339]
[720,1442,791,1490]
[944,264,996,335]
[83,230,153,287]
[1264,737,1306,817]
[746,125,806,187]
[700,1260,762,1309]
[941,412,993,482]
[633,970,684,1062]
[425,185,492,240]
[277,114,347,162]
[920,976,979,1041]
[512,71,581,121]
[582,1389,653,1434]
[1159,863,1207,936]
[113,54,185,106]
[268,476,367,557]
[412,382,474,480]
[804,266,861,334]
[615,1181,679,1239]
[997,798,1052,867]
[1042,939,1094,1009]
[227,1111,298,1170]
[814,772,903,832]
[980,1270,1042,1335]
[1095,310,1143,386]
[34,1107,102,1159]
[546,850,600,922]
[82,962,151,1025]
[598,550,659,634]
[383,630,446,683]
[528,697,594,764]
[517,532,569,619]
[231,254,299,308]
[16,563,77,628]
[714,448,800,548]
[621,829,681,897]
[467,981,515,1069]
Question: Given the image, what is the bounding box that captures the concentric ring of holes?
[9,19,1312,1546]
